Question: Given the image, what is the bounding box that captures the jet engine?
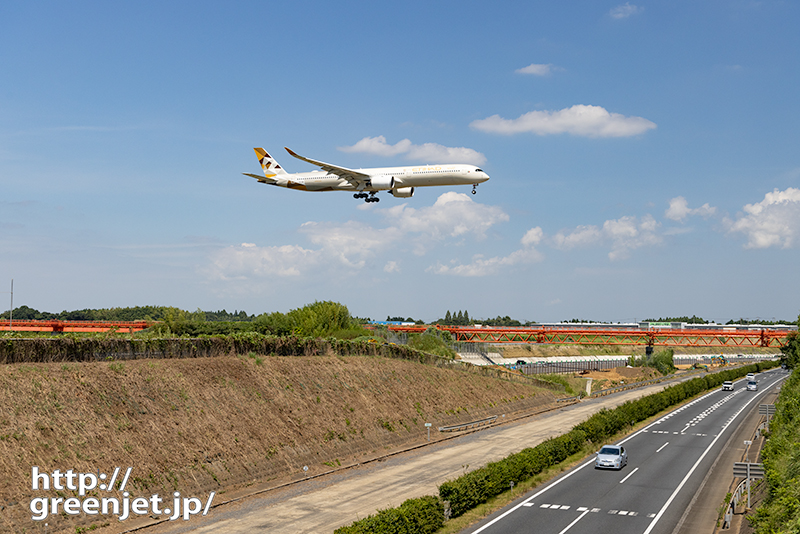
[390,187,415,198]
[370,176,395,190]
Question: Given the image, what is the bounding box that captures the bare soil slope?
[0,353,557,533]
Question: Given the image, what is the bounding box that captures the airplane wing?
[284,147,371,186]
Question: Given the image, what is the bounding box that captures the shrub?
[333,496,444,534]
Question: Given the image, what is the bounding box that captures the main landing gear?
[353,192,380,203]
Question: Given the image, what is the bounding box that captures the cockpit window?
[475,169,484,173]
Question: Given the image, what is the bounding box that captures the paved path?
[136,381,682,534]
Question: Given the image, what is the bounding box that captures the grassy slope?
[0,353,557,533]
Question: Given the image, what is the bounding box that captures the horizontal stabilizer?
[243,172,278,184]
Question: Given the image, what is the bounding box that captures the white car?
[746,373,756,381]
[722,381,734,391]
[747,381,758,391]
[595,445,628,470]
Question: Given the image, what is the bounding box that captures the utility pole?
[2,279,11,327]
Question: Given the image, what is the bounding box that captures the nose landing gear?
[472,184,478,195]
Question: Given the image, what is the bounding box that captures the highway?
[463,368,787,534]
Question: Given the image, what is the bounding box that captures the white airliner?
[243,147,490,203]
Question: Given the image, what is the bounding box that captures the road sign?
[733,462,765,479]
[759,404,776,415]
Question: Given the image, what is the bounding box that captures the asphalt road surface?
[462,368,787,534]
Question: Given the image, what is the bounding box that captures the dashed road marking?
[534,504,650,517]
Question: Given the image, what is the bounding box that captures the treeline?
[725,317,796,325]
[0,305,253,322]
[158,301,369,338]
[646,315,797,325]
[645,315,708,324]
[434,310,534,327]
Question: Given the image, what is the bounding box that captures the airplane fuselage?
[274,164,488,192]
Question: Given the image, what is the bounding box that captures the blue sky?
[1,1,799,323]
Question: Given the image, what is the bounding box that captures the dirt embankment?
[0,353,558,533]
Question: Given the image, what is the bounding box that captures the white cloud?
[339,136,486,165]
[382,192,509,252]
[299,221,399,268]
[609,2,643,19]
[516,63,554,76]
[470,105,656,138]
[430,226,544,276]
[665,196,717,222]
[208,192,510,281]
[208,243,321,280]
[552,215,662,260]
[551,225,602,249]
[727,187,800,248]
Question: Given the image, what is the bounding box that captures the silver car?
[747,381,758,391]
[595,445,628,470]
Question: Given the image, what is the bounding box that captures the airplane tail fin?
[254,148,288,178]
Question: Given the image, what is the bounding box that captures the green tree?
[780,331,800,369]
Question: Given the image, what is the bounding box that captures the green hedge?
[439,429,587,517]
[333,496,444,534]
[0,333,433,365]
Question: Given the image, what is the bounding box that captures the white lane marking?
[656,442,669,453]
[619,467,639,484]
[681,424,691,433]
[642,375,786,534]
[557,509,590,534]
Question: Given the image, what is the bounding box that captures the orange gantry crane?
[386,325,790,348]
[0,320,152,333]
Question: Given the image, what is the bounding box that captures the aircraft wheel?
[472,189,477,195]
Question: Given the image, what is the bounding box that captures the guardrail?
[438,415,498,433]
[722,477,750,529]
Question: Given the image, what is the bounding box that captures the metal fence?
[516,358,627,375]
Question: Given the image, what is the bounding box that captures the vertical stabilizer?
[254,148,288,178]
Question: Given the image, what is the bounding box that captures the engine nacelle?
[390,187,415,198]
[370,175,395,191]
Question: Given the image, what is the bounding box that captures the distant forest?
[2,306,795,327]
[645,315,796,325]
[0,306,253,322]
